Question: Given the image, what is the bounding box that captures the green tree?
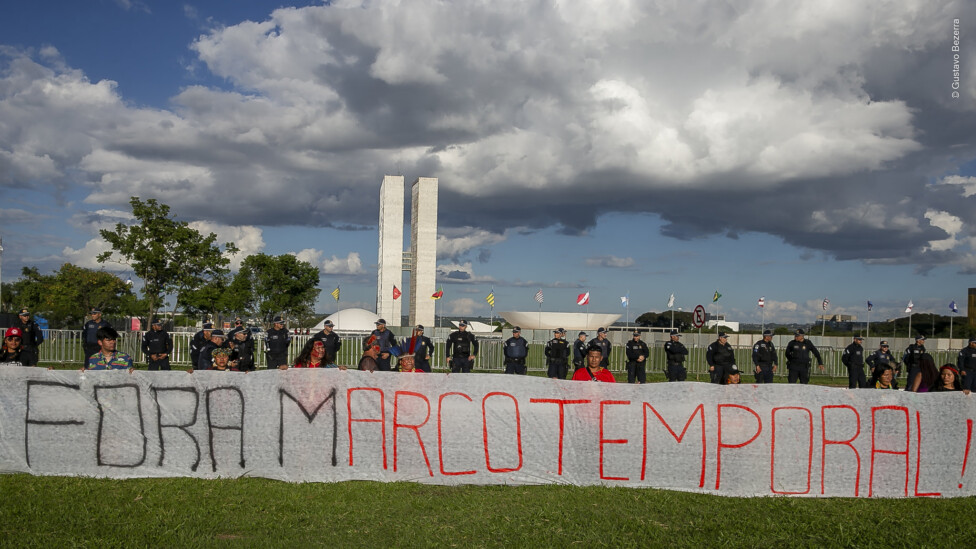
[2,266,48,314]
[98,197,238,324]
[41,264,139,328]
[228,253,320,324]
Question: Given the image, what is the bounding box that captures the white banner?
[1,365,974,498]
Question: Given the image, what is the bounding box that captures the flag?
[867,300,873,311]
[905,300,914,313]
[712,290,721,303]
[950,300,958,313]
[392,285,401,300]
[621,295,629,308]
[667,293,675,308]
[431,287,443,300]
[577,292,590,306]
[758,296,765,308]
[822,298,829,311]
[331,286,340,301]
[485,291,495,307]
[534,289,544,304]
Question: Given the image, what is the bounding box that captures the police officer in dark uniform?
[503,326,530,375]
[265,316,291,369]
[841,335,866,388]
[370,319,398,372]
[197,330,228,370]
[624,330,649,384]
[591,328,612,368]
[229,327,255,371]
[82,308,111,361]
[706,332,736,384]
[751,329,777,384]
[227,317,251,342]
[902,335,927,391]
[446,320,478,373]
[784,329,824,384]
[866,340,899,386]
[545,328,571,379]
[572,332,588,371]
[957,337,976,392]
[13,308,44,366]
[663,330,688,381]
[190,321,213,368]
[406,325,435,372]
[310,319,342,359]
[141,318,173,371]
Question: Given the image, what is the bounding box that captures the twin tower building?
[376,176,438,329]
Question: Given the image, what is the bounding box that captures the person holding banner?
[211,347,241,372]
[706,332,736,384]
[841,335,866,389]
[751,329,777,384]
[359,336,381,372]
[957,337,976,392]
[723,364,742,384]
[571,346,616,382]
[663,330,688,382]
[85,327,133,371]
[446,320,478,373]
[932,365,963,392]
[1,327,30,366]
[624,330,649,384]
[545,328,571,379]
[784,329,824,384]
[867,340,900,385]
[873,365,897,389]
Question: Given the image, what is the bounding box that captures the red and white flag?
[822,297,829,310]
[577,292,590,306]
[392,285,401,300]
[758,296,765,309]
[534,289,544,304]
[905,300,914,313]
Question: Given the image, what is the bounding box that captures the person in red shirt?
[572,347,617,382]
[398,353,424,373]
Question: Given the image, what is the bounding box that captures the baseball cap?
[880,340,889,346]
[513,326,521,332]
[718,332,729,339]
[762,329,772,336]
[5,327,23,339]
[794,329,805,336]
[458,320,469,327]
[210,330,225,338]
[670,330,681,337]
[203,322,214,329]
[597,327,607,334]
[18,308,29,316]
[915,335,926,341]
[853,335,863,341]
[375,318,387,325]
[416,325,425,331]
[273,316,284,323]
[323,320,334,327]
[632,330,640,336]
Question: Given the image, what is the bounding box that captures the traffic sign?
[693,305,706,328]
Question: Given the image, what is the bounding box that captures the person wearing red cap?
[1,327,30,365]
[358,335,381,372]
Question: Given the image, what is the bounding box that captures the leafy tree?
[635,311,694,331]
[228,253,320,324]
[2,267,47,314]
[98,197,238,324]
[41,264,138,327]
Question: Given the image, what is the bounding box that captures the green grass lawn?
[1,475,974,547]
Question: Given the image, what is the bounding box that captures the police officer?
[310,319,342,359]
[751,329,778,384]
[866,340,900,386]
[82,308,111,360]
[784,329,824,384]
[229,328,256,371]
[545,328,571,379]
[624,330,649,384]
[663,330,688,382]
[706,332,736,384]
[841,335,866,388]
[407,325,435,372]
[197,330,228,371]
[503,326,530,375]
[902,335,927,392]
[591,328,612,368]
[957,337,976,393]
[227,317,251,342]
[190,321,213,368]
[370,319,398,372]
[13,308,44,366]
[142,318,173,371]
[265,316,291,369]
[572,332,588,370]
[446,320,478,373]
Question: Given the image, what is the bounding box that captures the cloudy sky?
[1,0,975,324]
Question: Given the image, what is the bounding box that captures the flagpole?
[761,306,765,334]
[867,308,871,339]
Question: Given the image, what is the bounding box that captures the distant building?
[705,313,738,332]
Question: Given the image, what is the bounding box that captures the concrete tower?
[376,175,438,327]
[409,177,438,328]
[376,176,404,323]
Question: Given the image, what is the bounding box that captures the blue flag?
[867,301,873,311]
[950,301,958,313]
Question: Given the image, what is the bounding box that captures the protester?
[210,347,241,371]
[571,346,616,382]
[909,353,939,393]
[723,365,742,385]
[932,365,963,392]
[872,365,897,390]
[358,335,381,372]
[286,340,344,370]
[1,327,30,365]
[85,326,133,371]
[398,353,424,373]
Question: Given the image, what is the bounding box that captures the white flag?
[758,296,765,309]
[667,293,675,308]
[905,300,914,313]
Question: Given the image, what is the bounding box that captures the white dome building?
[498,311,622,331]
[312,308,382,332]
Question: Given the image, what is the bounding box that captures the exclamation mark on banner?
[961,419,973,489]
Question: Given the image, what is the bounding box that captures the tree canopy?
[227,253,320,324]
[1,264,137,328]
